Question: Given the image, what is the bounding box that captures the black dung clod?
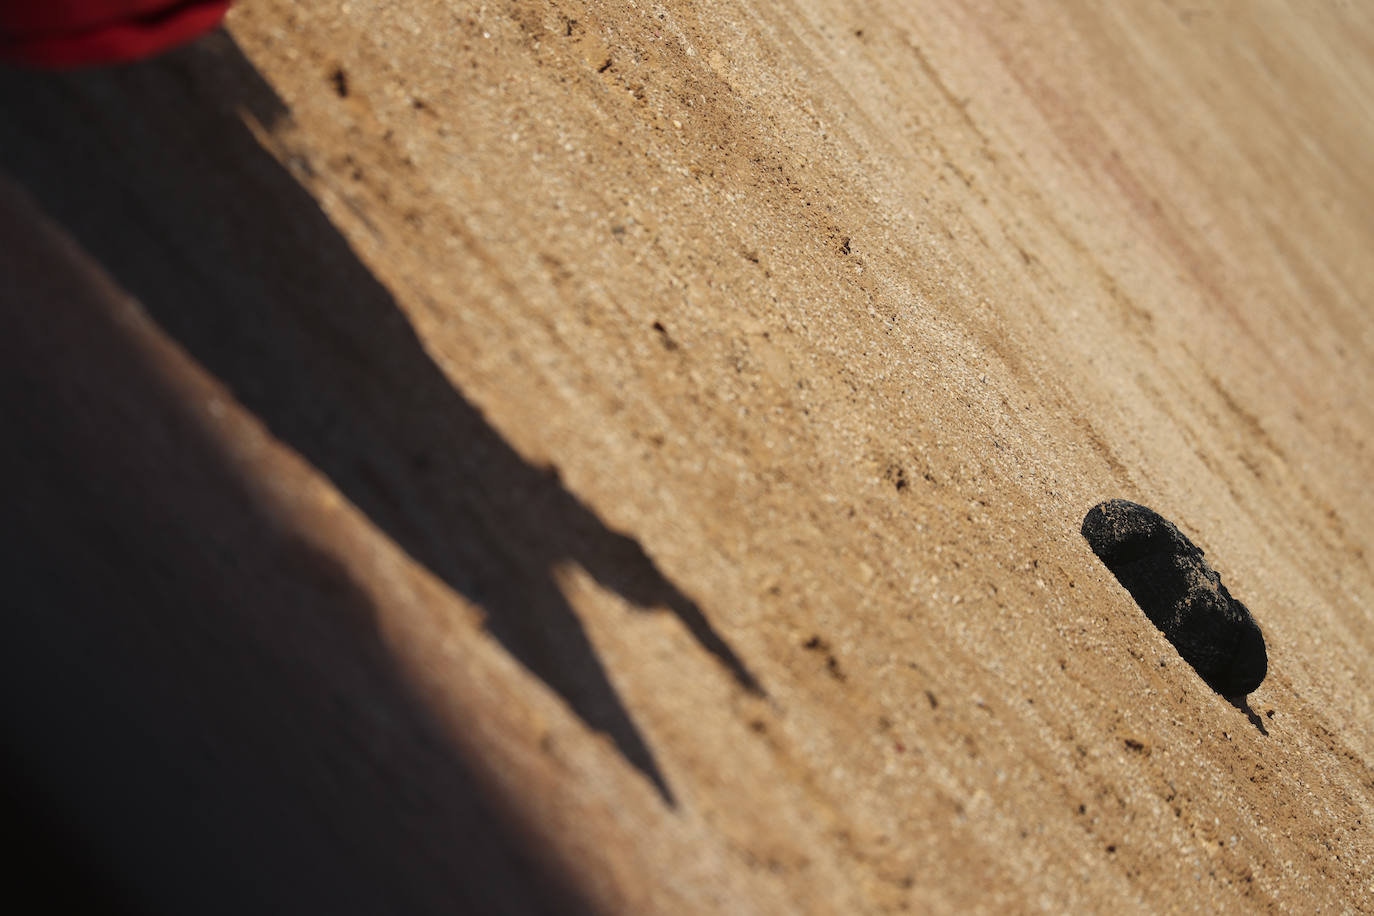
[1081,499,1267,697]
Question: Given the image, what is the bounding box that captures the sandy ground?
[2,0,1373,912]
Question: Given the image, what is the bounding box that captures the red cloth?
[0,0,232,68]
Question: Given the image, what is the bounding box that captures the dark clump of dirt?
[1081,499,1267,697]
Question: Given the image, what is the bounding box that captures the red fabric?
[0,0,232,68]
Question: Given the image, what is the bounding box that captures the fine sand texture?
[2,1,1373,912]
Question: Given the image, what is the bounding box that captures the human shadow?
[0,30,760,806]
[0,176,592,912]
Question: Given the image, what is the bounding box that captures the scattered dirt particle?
[652,321,680,351]
[925,690,939,709]
[748,719,767,734]
[839,236,852,255]
[1123,738,1148,754]
[597,58,613,73]
[802,635,846,682]
[330,66,349,98]
[1106,845,1117,854]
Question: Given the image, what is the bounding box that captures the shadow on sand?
[0,30,760,803]
[0,28,759,911]
[0,174,595,913]
[1229,698,1269,736]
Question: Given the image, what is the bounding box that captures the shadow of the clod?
[1228,698,1269,736]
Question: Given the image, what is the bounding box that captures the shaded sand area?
[2,0,1373,911]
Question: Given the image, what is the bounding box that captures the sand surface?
[2,1,1373,912]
